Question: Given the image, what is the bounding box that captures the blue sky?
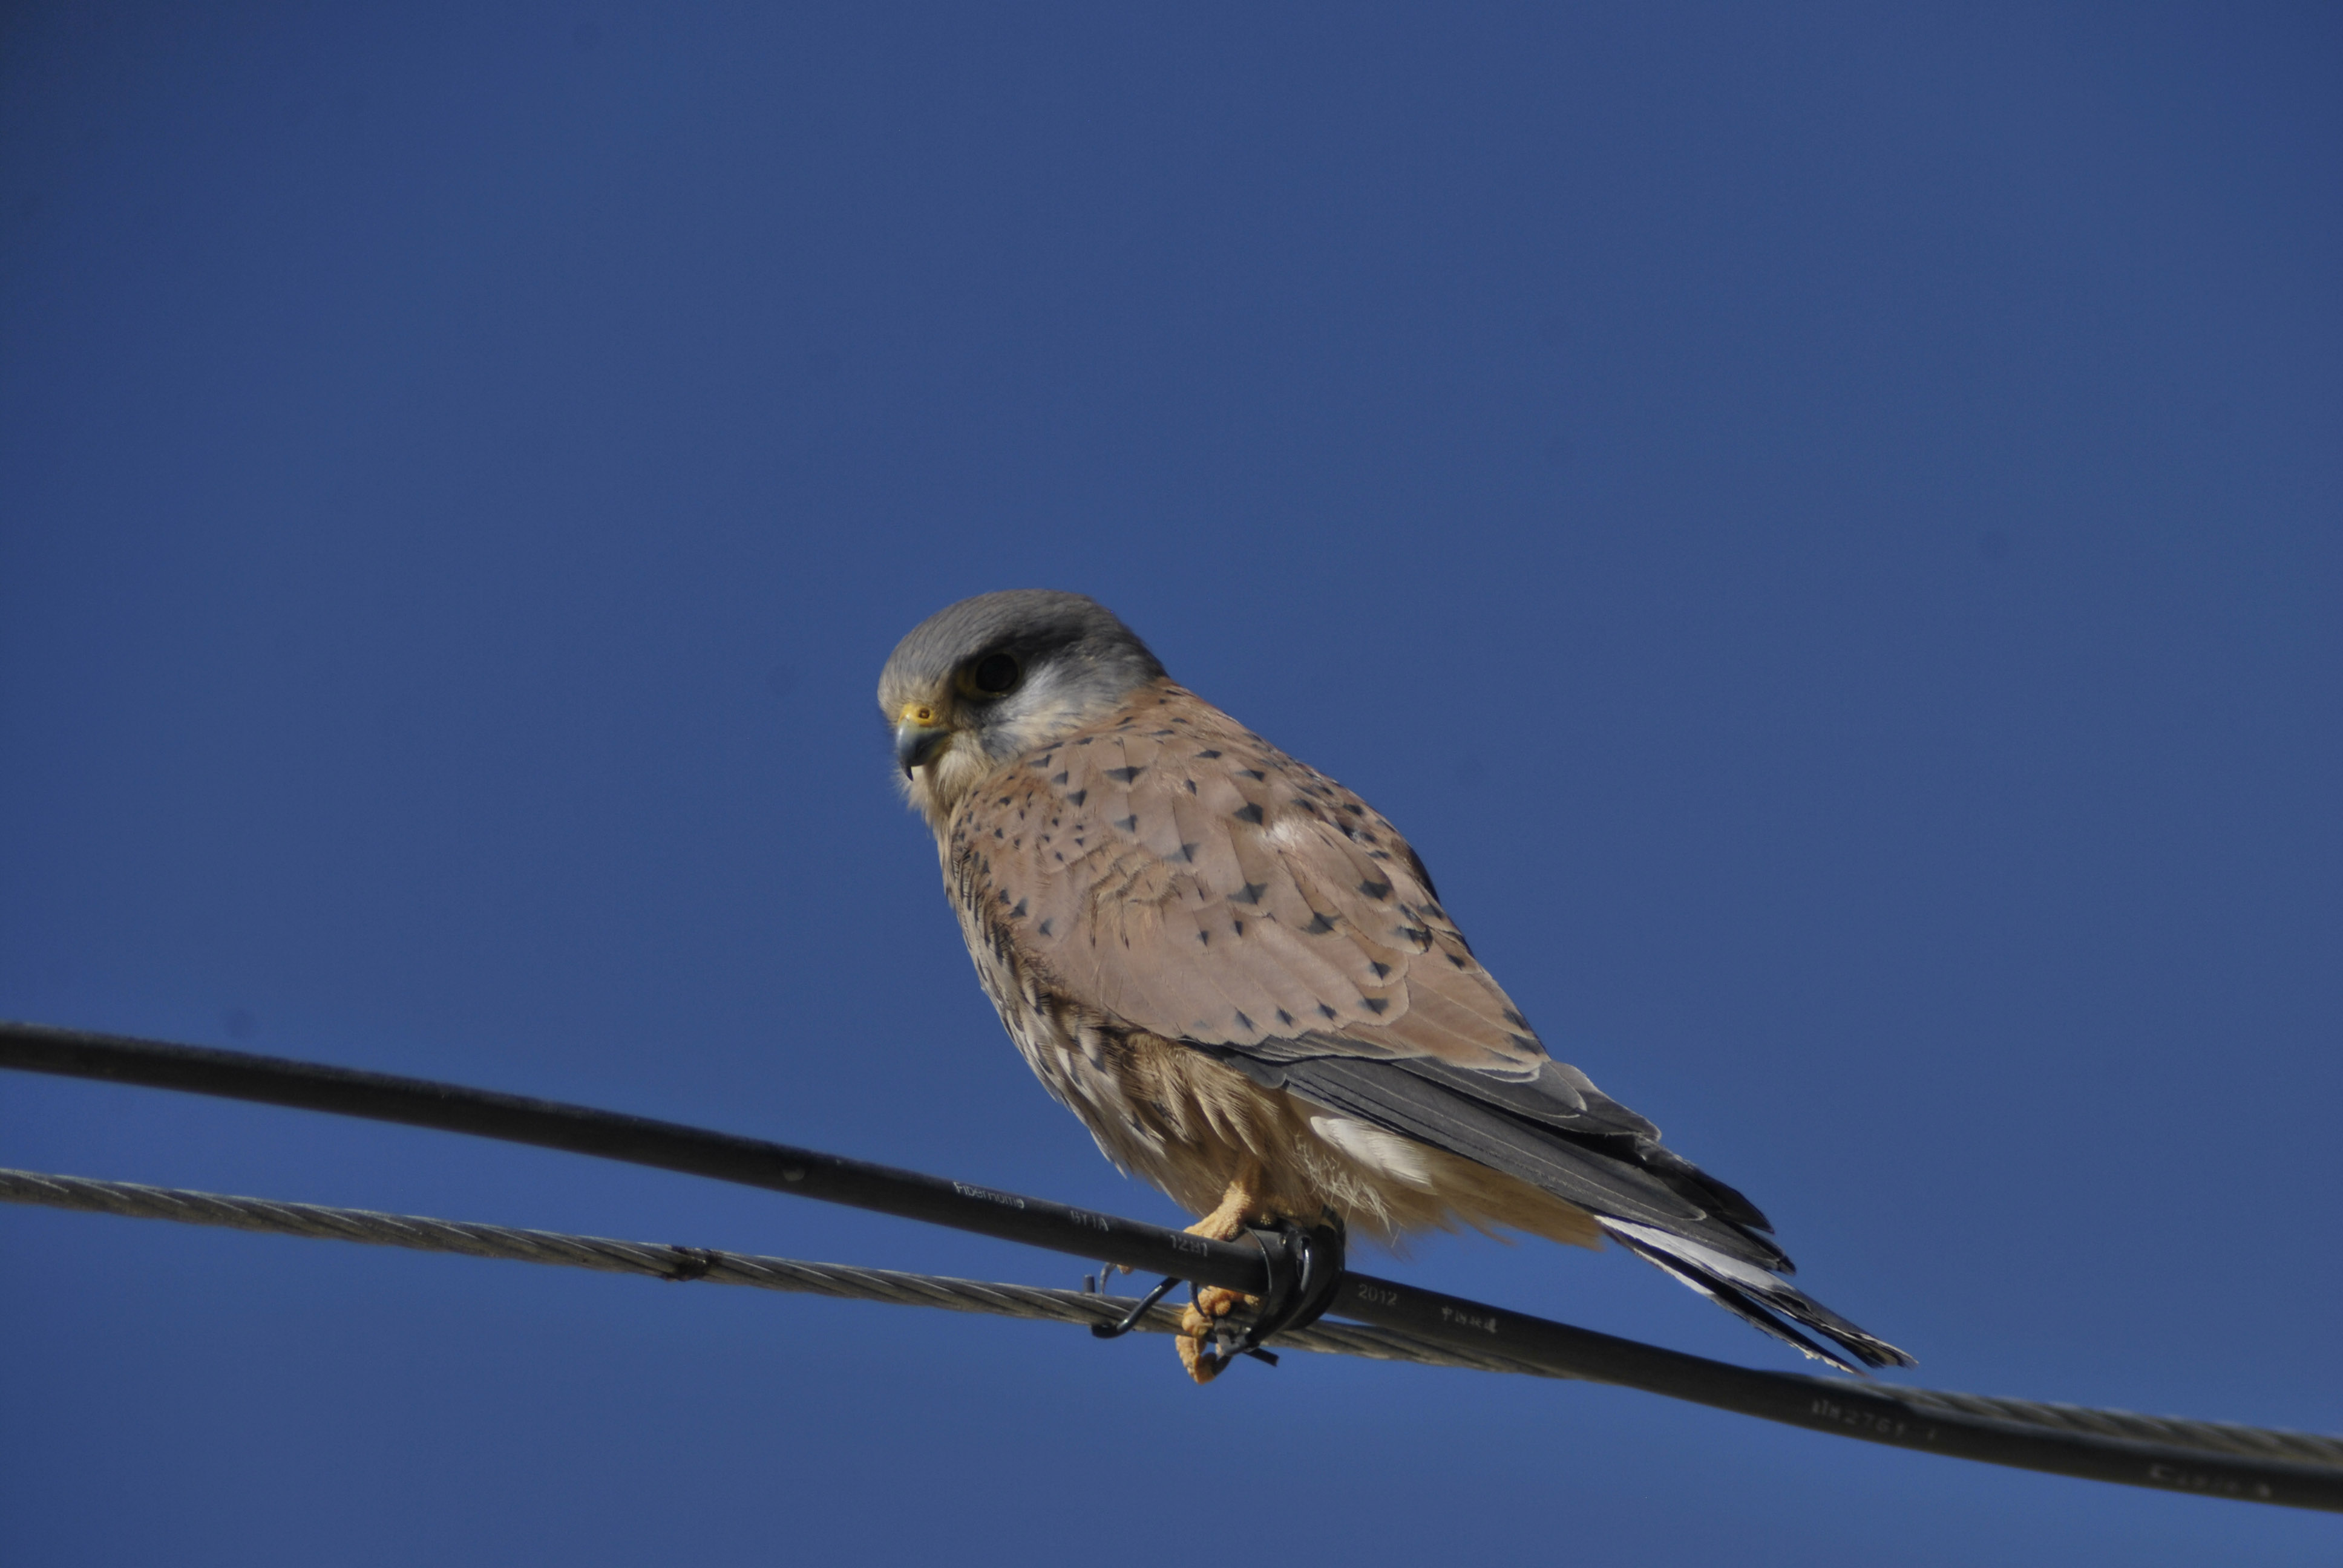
[2,4,2338,1562]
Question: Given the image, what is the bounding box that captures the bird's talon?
[1174,1286,1259,1382]
[1175,1333,1227,1384]
[1196,1285,1247,1319]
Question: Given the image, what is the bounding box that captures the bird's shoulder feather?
[950,682,1554,1074]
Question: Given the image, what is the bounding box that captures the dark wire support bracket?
[3,1019,2337,1514]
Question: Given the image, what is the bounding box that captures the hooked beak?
[895,715,950,776]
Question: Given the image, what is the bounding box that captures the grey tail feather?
[1599,1219,1915,1374]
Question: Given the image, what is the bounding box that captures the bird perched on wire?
[879,589,1910,1382]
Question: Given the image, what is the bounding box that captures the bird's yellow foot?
[1173,1168,1268,1383]
[1176,1286,1256,1383]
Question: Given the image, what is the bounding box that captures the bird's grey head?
[878,590,1167,826]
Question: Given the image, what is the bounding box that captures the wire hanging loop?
[1090,1273,1183,1339]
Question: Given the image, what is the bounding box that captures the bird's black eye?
[969,652,1022,697]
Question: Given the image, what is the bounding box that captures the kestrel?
[880,590,1910,1382]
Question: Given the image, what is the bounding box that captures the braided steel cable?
[0,1166,1567,1378]
[7,1165,2339,1492]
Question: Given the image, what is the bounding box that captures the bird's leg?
[1176,1163,1267,1384]
[1184,1164,1265,1243]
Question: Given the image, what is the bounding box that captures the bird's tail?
[1598,1218,1915,1374]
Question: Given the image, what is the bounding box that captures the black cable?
[0,1021,1269,1292]
[4,1019,2337,1514]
